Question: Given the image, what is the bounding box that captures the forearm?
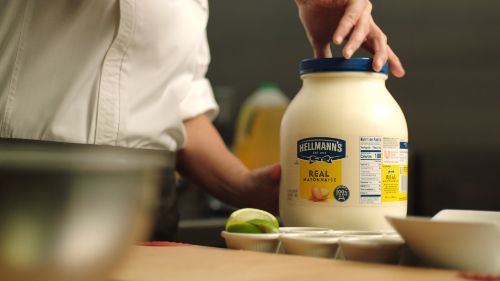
[176,114,251,207]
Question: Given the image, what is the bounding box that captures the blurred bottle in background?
[233,82,289,169]
[213,86,238,146]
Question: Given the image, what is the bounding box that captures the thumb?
[252,163,281,185]
[248,163,281,215]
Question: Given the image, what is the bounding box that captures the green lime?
[247,219,279,233]
[226,222,263,233]
[225,208,279,233]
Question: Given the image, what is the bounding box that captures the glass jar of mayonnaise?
[280,58,408,231]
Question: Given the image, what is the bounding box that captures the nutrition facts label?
[360,137,383,204]
[360,137,408,204]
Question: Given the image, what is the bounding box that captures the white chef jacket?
[0,0,219,151]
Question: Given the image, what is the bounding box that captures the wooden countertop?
[110,245,471,281]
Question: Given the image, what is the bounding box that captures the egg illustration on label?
[311,186,329,202]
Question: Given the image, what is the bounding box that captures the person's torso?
[0,0,210,150]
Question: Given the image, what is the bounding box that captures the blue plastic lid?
[300,57,389,75]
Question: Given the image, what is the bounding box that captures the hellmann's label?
[297,137,346,202]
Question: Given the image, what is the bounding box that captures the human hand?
[241,163,281,215]
[295,0,405,77]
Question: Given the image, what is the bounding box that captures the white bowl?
[432,209,500,225]
[280,233,340,258]
[339,235,405,264]
[387,214,500,274]
[279,227,333,234]
[221,231,280,253]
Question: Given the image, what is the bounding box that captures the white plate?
[387,214,500,274]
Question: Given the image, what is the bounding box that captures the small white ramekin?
[339,235,405,264]
[279,232,341,258]
[221,231,281,253]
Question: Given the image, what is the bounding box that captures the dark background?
[175,1,500,245]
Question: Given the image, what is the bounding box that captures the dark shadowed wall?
[204,0,500,216]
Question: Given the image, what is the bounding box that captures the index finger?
[332,0,370,45]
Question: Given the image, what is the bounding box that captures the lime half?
[226,222,263,233]
[225,208,279,234]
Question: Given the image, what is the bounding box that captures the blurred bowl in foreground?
[0,139,174,281]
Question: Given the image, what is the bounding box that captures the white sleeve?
[179,31,219,121]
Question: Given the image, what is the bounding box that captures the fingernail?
[334,36,343,45]
[344,48,352,58]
